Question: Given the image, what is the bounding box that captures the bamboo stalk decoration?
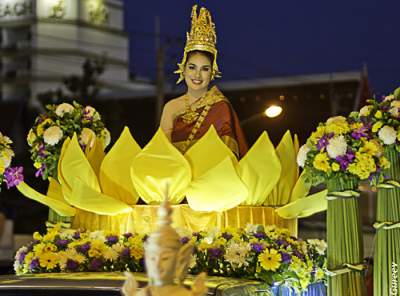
[374,147,400,296]
[326,177,366,296]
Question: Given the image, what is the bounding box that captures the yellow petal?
[85,138,105,178]
[16,182,76,216]
[100,127,141,204]
[238,132,281,205]
[186,157,247,212]
[276,190,327,219]
[265,130,297,206]
[290,170,311,201]
[70,182,132,215]
[185,125,237,179]
[131,128,191,204]
[59,134,101,198]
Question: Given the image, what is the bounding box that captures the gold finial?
[175,5,221,84]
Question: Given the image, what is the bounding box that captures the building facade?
[0,0,152,102]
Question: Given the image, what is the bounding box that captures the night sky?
[125,0,400,95]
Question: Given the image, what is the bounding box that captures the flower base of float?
[13,224,327,296]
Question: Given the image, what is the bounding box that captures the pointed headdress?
[175,5,221,83]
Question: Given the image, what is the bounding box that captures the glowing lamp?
[264,105,282,118]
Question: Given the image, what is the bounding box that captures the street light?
[264,105,283,118]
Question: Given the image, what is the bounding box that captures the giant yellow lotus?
[16,125,326,234]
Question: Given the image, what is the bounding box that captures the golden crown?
[175,5,221,83]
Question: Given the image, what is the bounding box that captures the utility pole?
[155,16,165,126]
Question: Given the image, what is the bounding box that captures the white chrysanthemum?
[189,254,197,269]
[390,100,400,108]
[79,128,96,148]
[112,243,124,253]
[84,106,101,121]
[103,247,118,261]
[1,147,14,168]
[55,103,74,117]
[359,105,373,117]
[326,135,347,158]
[384,94,395,102]
[307,239,327,255]
[297,144,310,167]
[245,223,258,234]
[204,228,219,244]
[43,126,63,146]
[99,128,111,148]
[224,241,251,269]
[89,230,105,240]
[390,107,400,118]
[378,125,397,145]
[0,132,12,145]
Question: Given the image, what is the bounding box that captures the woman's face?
[184,52,212,93]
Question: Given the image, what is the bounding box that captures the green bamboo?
[327,177,366,296]
[374,147,400,296]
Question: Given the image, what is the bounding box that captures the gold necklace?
[181,95,200,124]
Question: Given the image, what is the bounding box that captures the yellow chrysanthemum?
[36,118,54,136]
[331,162,340,172]
[348,152,376,179]
[0,133,12,145]
[360,140,382,157]
[130,247,144,260]
[27,129,37,147]
[258,248,282,272]
[374,110,383,119]
[380,156,390,170]
[315,268,325,280]
[313,153,330,172]
[309,126,326,144]
[325,116,350,135]
[43,231,57,242]
[372,121,383,133]
[39,252,58,270]
[88,249,101,258]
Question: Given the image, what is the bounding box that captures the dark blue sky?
[125,1,399,95]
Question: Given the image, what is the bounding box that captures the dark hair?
[186,50,214,65]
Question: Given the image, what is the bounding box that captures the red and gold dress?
[171,86,248,158]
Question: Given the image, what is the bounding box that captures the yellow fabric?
[264,131,298,206]
[16,181,76,217]
[238,131,281,205]
[185,125,237,179]
[276,190,327,219]
[290,171,311,202]
[131,128,191,204]
[60,134,101,196]
[85,138,105,178]
[99,127,141,205]
[70,182,132,215]
[185,157,247,212]
[72,204,297,236]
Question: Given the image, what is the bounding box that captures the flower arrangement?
[297,115,389,186]
[353,88,400,150]
[15,224,327,293]
[0,132,23,190]
[27,102,110,179]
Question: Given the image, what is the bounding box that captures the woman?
[160,5,248,158]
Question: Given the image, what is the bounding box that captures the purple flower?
[251,243,265,253]
[316,133,334,151]
[66,259,79,271]
[351,124,369,140]
[281,252,291,264]
[18,251,27,264]
[293,249,305,260]
[254,232,267,239]
[55,239,69,249]
[221,232,233,240]
[72,231,81,239]
[29,258,39,270]
[208,248,223,260]
[89,258,103,271]
[123,232,133,239]
[106,235,119,245]
[4,167,24,188]
[76,242,90,254]
[180,237,190,244]
[336,150,355,170]
[35,164,46,178]
[121,247,131,258]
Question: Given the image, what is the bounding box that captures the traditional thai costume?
[172,5,248,158]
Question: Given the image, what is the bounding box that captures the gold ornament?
[175,5,221,84]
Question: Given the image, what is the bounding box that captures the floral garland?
[14,224,326,292]
[0,132,23,190]
[297,115,389,186]
[27,102,110,179]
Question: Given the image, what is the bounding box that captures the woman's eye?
[188,65,195,70]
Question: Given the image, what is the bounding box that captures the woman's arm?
[160,100,176,140]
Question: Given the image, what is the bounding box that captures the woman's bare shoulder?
[164,95,185,111]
